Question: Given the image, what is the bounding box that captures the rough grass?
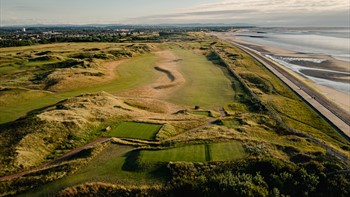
[191,111,212,117]
[221,118,241,129]
[167,45,235,108]
[106,122,163,140]
[139,141,245,163]
[0,88,51,107]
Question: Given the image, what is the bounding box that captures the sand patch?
[313,84,350,114]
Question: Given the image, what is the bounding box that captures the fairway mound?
[0,92,153,176]
[123,98,172,114]
[39,67,105,91]
[31,58,128,92]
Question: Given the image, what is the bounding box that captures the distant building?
[22,28,26,32]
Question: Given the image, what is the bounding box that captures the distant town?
[0,25,252,47]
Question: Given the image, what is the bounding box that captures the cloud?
[126,0,349,26]
[188,0,349,12]
[1,0,348,26]
[125,9,256,24]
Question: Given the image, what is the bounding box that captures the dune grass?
[0,53,158,124]
[106,122,163,140]
[166,45,235,108]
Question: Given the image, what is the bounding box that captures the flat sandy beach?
[213,32,350,114]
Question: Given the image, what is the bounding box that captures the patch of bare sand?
[313,84,350,114]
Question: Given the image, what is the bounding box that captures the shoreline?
[226,39,350,137]
[214,32,350,114]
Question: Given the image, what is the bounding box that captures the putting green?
[106,122,163,140]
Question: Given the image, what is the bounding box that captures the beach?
[213,31,350,115]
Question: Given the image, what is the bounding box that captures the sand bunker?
[120,50,186,99]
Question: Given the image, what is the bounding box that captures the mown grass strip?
[140,144,206,163]
[139,141,245,163]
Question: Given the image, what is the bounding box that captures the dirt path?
[0,138,111,182]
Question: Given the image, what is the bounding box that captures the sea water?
[235,27,350,62]
[234,28,350,93]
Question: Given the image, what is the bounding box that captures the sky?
[0,0,349,26]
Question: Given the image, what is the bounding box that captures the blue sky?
[1,0,349,26]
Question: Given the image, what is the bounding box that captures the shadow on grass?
[122,149,171,182]
[122,150,141,172]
